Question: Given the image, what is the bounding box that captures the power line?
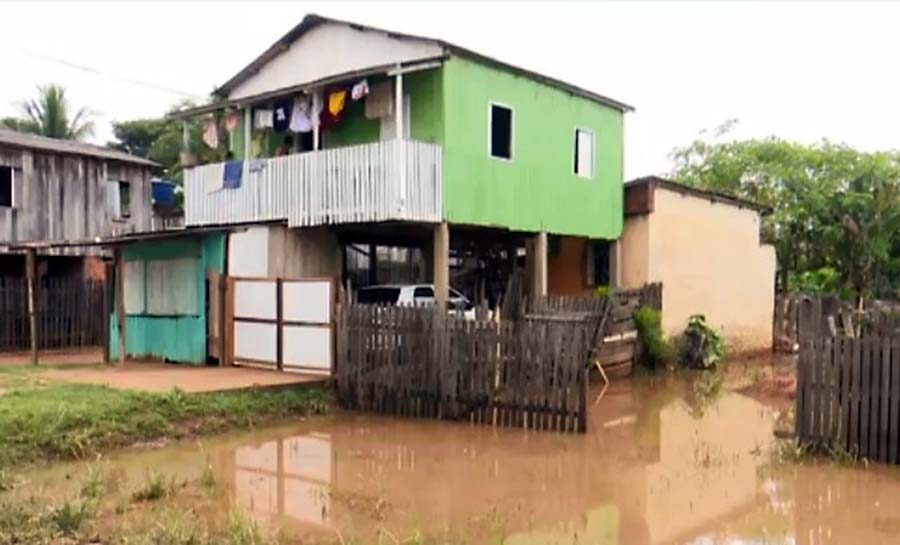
[13,46,207,100]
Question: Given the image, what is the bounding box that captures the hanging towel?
[289,95,312,133]
[365,81,393,119]
[205,162,225,193]
[254,108,274,129]
[224,110,241,132]
[223,160,244,189]
[202,117,218,149]
[311,91,324,129]
[351,79,369,101]
[328,90,347,116]
[273,100,291,133]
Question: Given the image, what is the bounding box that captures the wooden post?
[395,71,406,214]
[527,232,548,298]
[25,249,38,365]
[276,278,284,371]
[433,222,449,309]
[218,274,227,365]
[114,247,127,369]
[102,262,112,364]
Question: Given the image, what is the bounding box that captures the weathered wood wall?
[0,145,153,255]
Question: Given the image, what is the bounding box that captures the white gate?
[228,276,334,374]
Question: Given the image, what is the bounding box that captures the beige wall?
[621,187,776,352]
[268,225,341,279]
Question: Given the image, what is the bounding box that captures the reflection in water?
[21,372,900,544]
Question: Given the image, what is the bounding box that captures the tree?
[108,102,216,183]
[4,84,94,140]
[670,124,900,303]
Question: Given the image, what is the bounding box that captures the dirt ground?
[0,347,105,366]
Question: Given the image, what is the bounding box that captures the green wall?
[441,57,624,238]
[323,98,381,148]
[110,233,226,364]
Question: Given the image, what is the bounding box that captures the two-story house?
[172,13,631,305]
[0,128,156,281]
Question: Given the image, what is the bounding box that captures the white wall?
[228,23,444,100]
[229,227,270,277]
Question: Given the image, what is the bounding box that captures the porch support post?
[395,71,407,214]
[433,222,450,309]
[244,107,253,158]
[25,249,38,365]
[527,232,548,298]
[114,247,127,369]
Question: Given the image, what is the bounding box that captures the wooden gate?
[226,276,334,374]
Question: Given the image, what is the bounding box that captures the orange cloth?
[328,90,347,116]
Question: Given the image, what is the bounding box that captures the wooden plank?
[849,338,861,452]
[892,338,900,464]
[870,337,882,460]
[860,338,872,459]
[839,336,851,447]
[880,336,891,463]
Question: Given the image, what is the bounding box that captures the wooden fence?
[0,277,107,351]
[797,336,900,464]
[336,304,602,433]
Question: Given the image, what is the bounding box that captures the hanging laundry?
[311,91,324,129]
[205,162,225,193]
[365,81,393,119]
[289,95,312,133]
[328,90,347,116]
[254,108,274,129]
[251,131,265,158]
[224,110,241,133]
[273,100,291,132]
[202,117,218,149]
[351,79,369,101]
[223,160,244,189]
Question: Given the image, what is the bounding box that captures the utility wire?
[12,46,206,100]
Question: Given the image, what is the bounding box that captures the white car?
[356,284,476,319]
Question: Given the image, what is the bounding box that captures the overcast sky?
[2,1,899,178]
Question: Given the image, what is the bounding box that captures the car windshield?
[357,287,401,305]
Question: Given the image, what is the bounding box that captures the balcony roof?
[170,13,633,119]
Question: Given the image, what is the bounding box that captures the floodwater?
[21,369,900,544]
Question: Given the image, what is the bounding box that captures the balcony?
[184,140,443,228]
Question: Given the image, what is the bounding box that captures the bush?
[680,314,726,369]
[635,307,675,370]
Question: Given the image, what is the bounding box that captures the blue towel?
[223,160,243,189]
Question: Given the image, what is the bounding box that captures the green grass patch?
[0,383,331,469]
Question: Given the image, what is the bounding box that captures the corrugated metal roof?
[0,128,158,167]
[210,13,634,113]
[626,176,772,214]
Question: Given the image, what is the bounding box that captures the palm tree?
[3,84,94,140]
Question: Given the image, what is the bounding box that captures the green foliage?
[3,84,94,140]
[132,470,180,502]
[777,439,862,466]
[594,285,613,299]
[48,498,95,535]
[671,125,900,301]
[635,306,675,370]
[680,314,726,369]
[0,383,331,469]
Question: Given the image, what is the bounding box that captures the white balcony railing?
[183,140,443,228]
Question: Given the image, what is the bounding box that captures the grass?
[0,382,331,469]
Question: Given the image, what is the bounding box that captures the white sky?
[2,1,899,179]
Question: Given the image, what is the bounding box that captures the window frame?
[487,102,514,162]
[573,127,596,179]
[0,165,15,208]
[118,180,132,219]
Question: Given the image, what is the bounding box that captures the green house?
[173,13,631,316]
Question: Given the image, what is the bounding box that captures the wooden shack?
[0,128,156,279]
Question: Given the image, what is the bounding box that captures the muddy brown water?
[19,371,900,544]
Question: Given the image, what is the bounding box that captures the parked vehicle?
[356,284,475,319]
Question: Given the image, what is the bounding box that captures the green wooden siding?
[441,57,624,238]
[110,233,226,364]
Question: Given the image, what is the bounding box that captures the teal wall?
[441,57,625,238]
[110,233,226,364]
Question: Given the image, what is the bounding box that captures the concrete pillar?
[114,247,127,368]
[25,249,38,365]
[433,222,449,308]
[527,232,548,298]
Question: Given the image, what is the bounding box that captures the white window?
[123,257,199,316]
[574,129,595,179]
[0,166,15,208]
[107,180,131,219]
[489,103,513,160]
